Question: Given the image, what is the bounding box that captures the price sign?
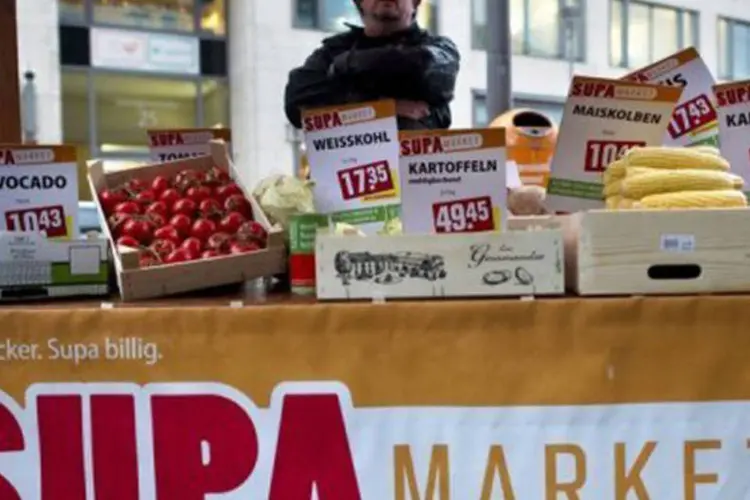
[713,79,750,194]
[0,146,79,239]
[302,99,400,234]
[399,129,506,235]
[546,76,682,213]
[147,128,231,163]
[624,47,719,147]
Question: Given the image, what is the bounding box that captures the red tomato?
[230,240,262,254]
[175,169,203,191]
[139,252,161,268]
[199,198,223,219]
[107,213,132,238]
[153,225,182,245]
[236,220,268,245]
[99,189,127,215]
[223,194,253,219]
[214,183,242,203]
[164,248,194,264]
[114,201,141,215]
[204,166,230,186]
[144,212,166,229]
[180,237,203,258]
[201,249,222,259]
[121,218,154,244]
[190,218,217,243]
[149,239,177,259]
[186,185,212,204]
[206,232,232,253]
[145,201,169,218]
[134,189,157,205]
[172,198,197,218]
[125,178,148,193]
[159,188,181,206]
[218,211,245,234]
[169,214,193,237]
[116,235,140,249]
[151,175,171,195]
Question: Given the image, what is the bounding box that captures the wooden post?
[0,0,21,143]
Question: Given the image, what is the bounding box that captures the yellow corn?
[621,168,737,199]
[624,147,730,171]
[605,196,621,209]
[729,173,745,190]
[618,198,637,209]
[605,160,627,182]
[689,145,721,156]
[639,190,748,209]
[603,180,622,197]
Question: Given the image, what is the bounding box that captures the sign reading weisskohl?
[546,76,683,212]
[714,80,750,196]
[302,99,400,234]
[623,47,719,148]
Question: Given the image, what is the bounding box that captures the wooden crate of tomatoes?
[87,141,286,301]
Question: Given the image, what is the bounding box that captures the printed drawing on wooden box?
[333,250,447,286]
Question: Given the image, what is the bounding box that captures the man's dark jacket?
[284,24,460,130]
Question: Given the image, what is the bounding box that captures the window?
[610,0,698,68]
[93,0,195,32]
[472,0,584,61]
[718,18,750,80]
[294,0,439,33]
[60,0,85,24]
[472,91,564,127]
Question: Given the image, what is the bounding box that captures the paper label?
[714,80,750,194]
[398,129,507,234]
[660,233,695,252]
[147,128,231,163]
[546,76,683,212]
[0,145,79,239]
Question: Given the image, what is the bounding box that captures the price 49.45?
[584,140,646,172]
[337,160,395,200]
[4,205,67,237]
[667,94,717,140]
[432,196,494,234]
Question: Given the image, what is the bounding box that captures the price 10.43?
[432,196,494,234]
[4,205,67,237]
[584,140,646,172]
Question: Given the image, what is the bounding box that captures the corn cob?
[624,147,730,171]
[605,160,627,182]
[603,180,622,197]
[618,198,637,209]
[638,190,747,209]
[605,196,621,209]
[729,173,745,190]
[621,168,737,199]
[689,145,721,156]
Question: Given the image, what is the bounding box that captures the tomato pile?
[98,166,268,268]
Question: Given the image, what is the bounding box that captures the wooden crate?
[87,141,286,301]
[573,209,750,296]
[316,229,565,300]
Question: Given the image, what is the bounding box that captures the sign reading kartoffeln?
[0,145,79,239]
[546,76,683,213]
[302,99,400,234]
[147,128,231,163]
[624,47,719,148]
[714,79,750,196]
[399,128,507,234]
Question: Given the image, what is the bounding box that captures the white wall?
[16,0,62,143]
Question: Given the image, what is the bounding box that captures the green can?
[288,213,329,295]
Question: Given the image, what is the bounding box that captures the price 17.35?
[337,160,395,200]
[5,205,67,237]
[667,94,717,139]
[584,140,646,172]
[432,196,494,234]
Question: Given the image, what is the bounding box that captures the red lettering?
[571,82,615,98]
[269,394,361,499]
[91,395,139,500]
[151,394,258,500]
[303,112,344,132]
[0,403,23,499]
[38,395,86,500]
[0,151,15,165]
[400,137,444,156]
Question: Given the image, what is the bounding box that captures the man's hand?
[396,100,430,120]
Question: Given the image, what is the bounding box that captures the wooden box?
[572,209,750,296]
[315,229,565,300]
[87,141,286,301]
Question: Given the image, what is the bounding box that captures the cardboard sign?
[302,99,400,234]
[714,79,750,194]
[624,47,719,148]
[398,129,507,234]
[147,128,232,163]
[546,76,683,212]
[0,145,79,239]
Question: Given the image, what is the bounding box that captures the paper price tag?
[624,47,718,147]
[147,128,231,163]
[399,129,507,234]
[546,76,682,212]
[0,145,79,239]
[714,80,750,193]
[302,99,401,233]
